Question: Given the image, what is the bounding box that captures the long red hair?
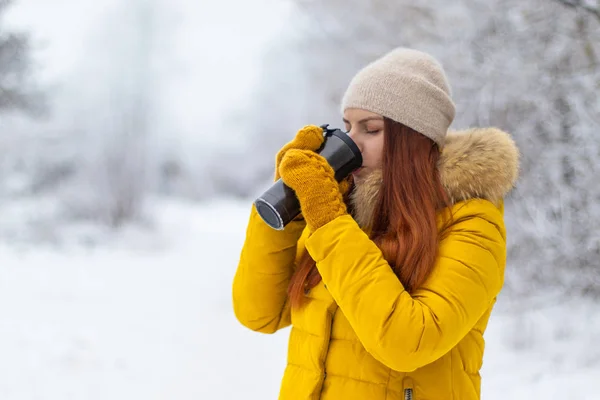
[288,118,452,309]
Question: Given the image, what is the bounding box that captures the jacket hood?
[349,127,520,228]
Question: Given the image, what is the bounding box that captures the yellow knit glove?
[274,125,324,181]
[279,148,348,232]
[273,125,351,223]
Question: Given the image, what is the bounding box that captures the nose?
[347,129,363,153]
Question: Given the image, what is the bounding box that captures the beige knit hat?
[341,48,456,148]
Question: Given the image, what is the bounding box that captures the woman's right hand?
[273,125,352,222]
[274,125,325,181]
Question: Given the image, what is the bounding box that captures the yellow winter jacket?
[233,128,519,400]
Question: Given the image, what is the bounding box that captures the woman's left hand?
[279,149,349,232]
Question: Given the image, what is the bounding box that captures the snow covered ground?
[0,198,597,399]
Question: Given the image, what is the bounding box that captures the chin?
[351,173,364,183]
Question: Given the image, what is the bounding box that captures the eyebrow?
[342,116,384,125]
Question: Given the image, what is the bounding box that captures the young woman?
[233,47,519,400]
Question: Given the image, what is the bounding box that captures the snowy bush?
[0,0,43,115]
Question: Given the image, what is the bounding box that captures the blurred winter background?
[0,0,598,398]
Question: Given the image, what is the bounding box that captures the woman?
[233,48,519,400]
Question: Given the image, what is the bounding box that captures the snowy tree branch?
[555,0,600,22]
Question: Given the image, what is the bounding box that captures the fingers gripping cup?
[254,125,363,230]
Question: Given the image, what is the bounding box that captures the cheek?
[375,137,385,166]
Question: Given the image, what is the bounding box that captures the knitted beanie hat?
[341,48,456,148]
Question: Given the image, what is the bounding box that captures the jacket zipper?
[403,377,415,400]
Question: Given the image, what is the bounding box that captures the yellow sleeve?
[304,199,506,371]
[232,205,306,333]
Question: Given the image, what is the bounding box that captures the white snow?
[0,199,597,399]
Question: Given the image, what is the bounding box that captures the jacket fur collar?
[349,127,520,228]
